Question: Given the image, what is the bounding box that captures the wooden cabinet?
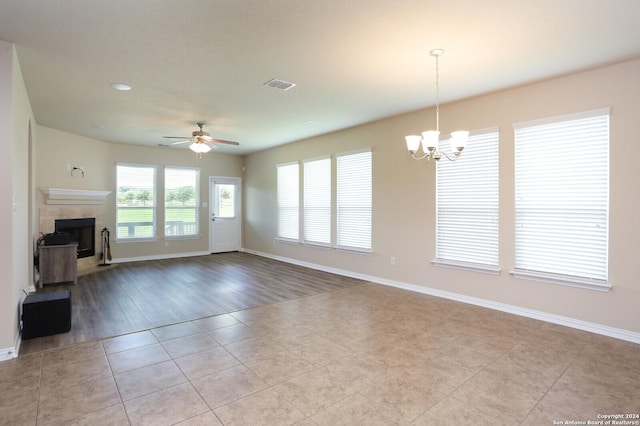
[39,243,78,288]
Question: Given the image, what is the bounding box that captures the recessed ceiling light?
[111,83,132,91]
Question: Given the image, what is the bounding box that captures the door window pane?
[216,184,235,218]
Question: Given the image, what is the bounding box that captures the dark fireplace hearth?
[55,217,96,259]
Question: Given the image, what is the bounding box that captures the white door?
[209,176,242,253]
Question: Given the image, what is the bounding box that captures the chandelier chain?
[435,53,440,133]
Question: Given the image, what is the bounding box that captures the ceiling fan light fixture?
[189,141,211,153]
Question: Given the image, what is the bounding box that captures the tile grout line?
[102,339,134,426]
[34,352,44,426]
[517,337,592,424]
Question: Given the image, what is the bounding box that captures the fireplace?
[55,217,96,259]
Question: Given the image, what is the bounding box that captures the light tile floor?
[2,283,639,425]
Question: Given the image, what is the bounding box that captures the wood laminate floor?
[21,251,363,354]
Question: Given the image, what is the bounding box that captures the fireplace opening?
[55,217,96,259]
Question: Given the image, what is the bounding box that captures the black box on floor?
[22,290,72,339]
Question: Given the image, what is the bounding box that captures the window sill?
[336,246,373,255]
[274,237,299,245]
[273,238,372,255]
[510,269,611,292]
[432,259,501,275]
[115,237,158,244]
[164,235,200,241]
[303,241,332,249]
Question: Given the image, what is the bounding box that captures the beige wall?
[35,126,245,262]
[0,41,34,355]
[244,58,640,335]
[11,45,33,312]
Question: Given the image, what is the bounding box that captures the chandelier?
[405,49,468,161]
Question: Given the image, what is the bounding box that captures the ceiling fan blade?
[212,138,240,146]
[158,142,186,147]
[163,136,191,139]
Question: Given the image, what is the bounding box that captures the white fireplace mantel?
[40,188,111,205]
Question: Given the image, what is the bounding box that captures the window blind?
[514,108,609,288]
[336,150,372,251]
[165,167,199,237]
[116,164,157,239]
[303,157,331,246]
[436,129,500,269]
[277,162,300,241]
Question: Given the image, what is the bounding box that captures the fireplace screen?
[54,217,96,259]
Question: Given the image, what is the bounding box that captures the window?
[165,167,199,238]
[336,150,372,252]
[215,184,236,219]
[514,108,610,290]
[436,129,500,271]
[303,157,331,246]
[116,164,157,240]
[277,162,299,241]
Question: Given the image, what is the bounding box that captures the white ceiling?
[1,0,639,155]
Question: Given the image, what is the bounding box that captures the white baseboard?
[0,348,18,362]
[110,251,210,264]
[1,332,20,361]
[242,248,640,345]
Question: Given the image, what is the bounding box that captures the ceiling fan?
[160,123,240,154]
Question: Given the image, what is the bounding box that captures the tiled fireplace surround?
[38,204,106,275]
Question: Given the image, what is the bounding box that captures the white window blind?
[514,108,609,289]
[116,164,157,240]
[277,162,300,241]
[165,167,199,238]
[336,150,372,252]
[303,157,331,246]
[436,129,500,270]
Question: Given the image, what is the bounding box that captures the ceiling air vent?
[264,78,296,91]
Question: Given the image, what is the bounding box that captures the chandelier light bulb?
[405,135,422,153]
[421,130,440,152]
[451,131,469,151]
